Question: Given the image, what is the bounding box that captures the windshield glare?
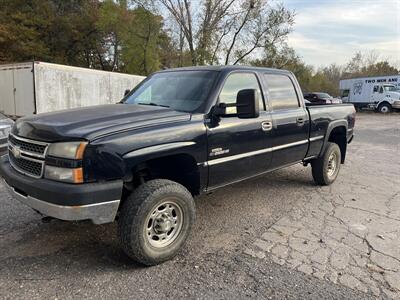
[124,71,218,113]
[383,85,397,92]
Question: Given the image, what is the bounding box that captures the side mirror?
[236,89,260,119]
[214,89,260,119]
[124,89,131,96]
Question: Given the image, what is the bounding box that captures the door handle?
[296,117,305,126]
[261,121,272,131]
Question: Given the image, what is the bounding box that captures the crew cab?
[0,66,355,265]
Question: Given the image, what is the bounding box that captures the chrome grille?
[9,153,43,177]
[8,134,47,156]
[8,134,49,178]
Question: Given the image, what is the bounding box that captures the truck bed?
[305,103,356,160]
[306,103,356,124]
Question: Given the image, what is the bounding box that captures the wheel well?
[328,126,347,163]
[378,101,391,107]
[125,154,201,196]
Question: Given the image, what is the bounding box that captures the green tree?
[0,0,168,75]
[0,0,52,62]
[344,51,399,78]
[0,0,102,66]
[121,7,164,75]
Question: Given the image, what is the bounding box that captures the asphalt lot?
[0,113,398,299]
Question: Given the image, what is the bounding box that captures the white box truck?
[339,75,400,113]
[0,61,145,118]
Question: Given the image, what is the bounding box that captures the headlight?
[47,142,87,159]
[45,141,87,183]
[0,126,11,139]
[45,165,83,183]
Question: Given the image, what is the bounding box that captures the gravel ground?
[0,113,398,299]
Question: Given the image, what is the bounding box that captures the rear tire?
[311,142,341,186]
[377,103,392,114]
[118,179,195,266]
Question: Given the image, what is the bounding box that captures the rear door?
[263,73,309,169]
[13,66,35,116]
[207,72,273,188]
[0,63,34,117]
[0,67,14,115]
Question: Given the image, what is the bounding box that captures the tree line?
[0,0,398,96]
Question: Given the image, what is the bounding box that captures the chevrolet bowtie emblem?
[11,145,21,159]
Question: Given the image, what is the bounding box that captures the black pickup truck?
[0,66,355,265]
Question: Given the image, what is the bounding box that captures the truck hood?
[386,91,400,99]
[13,104,191,142]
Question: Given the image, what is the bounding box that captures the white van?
[339,75,400,113]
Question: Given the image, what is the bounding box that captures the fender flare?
[320,120,348,157]
[121,141,202,180]
[121,141,204,194]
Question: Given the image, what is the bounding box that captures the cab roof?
[156,65,292,75]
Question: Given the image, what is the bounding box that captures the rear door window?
[264,74,300,110]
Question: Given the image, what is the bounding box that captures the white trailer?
[0,61,145,118]
[339,75,400,113]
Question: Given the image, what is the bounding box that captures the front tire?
[377,103,392,114]
[311,142,341,186]
[118,179,195,266]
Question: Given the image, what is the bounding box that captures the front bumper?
[0,155,123,224]
[392,102,400,109]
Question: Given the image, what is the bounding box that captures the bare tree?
[145,0,294,65]
[158,0,196,64]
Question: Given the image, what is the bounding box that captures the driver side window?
[219,73,264,114]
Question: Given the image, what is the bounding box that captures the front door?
[206,72,273,189]
[371,85,383,103]
[263,73,309,169]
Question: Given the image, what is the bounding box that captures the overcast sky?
[283,0,400,67]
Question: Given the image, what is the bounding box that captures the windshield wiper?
[137,102,170,108]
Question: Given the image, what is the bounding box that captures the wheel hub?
[154,214,173,234]
[145,201,183,248]
[327,152,337,177]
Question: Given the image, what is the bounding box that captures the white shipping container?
[0,61,145,117]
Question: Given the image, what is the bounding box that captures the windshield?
[123,71,218,113]
[383,85,397,92]
[316,93,332,99]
